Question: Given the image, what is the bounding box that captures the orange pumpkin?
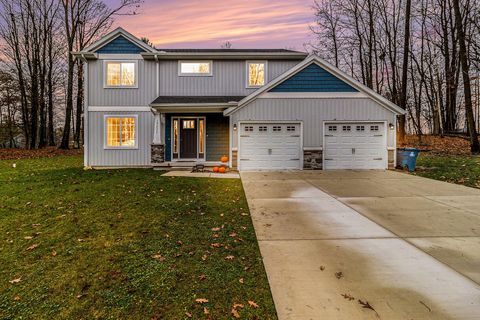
[218,167,226,173]
[220,155,228,163]
[212,166,219,173]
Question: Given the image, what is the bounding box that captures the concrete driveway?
[241,170,480,320]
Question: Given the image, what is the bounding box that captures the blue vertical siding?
[96,35,145,54]
[165,114,172,161]
[269,63,358,92]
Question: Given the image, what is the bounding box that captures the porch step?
[152,161,227,171]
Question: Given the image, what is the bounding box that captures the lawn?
[0,156,277,319]
[414,153,480,188]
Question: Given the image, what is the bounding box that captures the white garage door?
[239,123,302,170]
[324,122,387,170]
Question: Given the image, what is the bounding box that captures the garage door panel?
[239,122,302,170]
[324,122,387,170]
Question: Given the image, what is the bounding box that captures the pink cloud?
[110,0,314,49]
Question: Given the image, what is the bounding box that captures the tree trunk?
[398,0,412,142]
[452,0,480,153]
[74,61,83,148]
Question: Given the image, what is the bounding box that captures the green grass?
[0,156,277,319]
[414,153,480,188]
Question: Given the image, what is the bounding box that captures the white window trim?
[103,114,139,149]
[103,60,139,89]
[246,60,268,88]
[178,60,213,77]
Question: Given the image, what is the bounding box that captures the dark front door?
[180,119,197,158]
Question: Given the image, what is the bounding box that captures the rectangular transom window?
[273,126,282,132]
[182,120,195,129]
[245,126,254,132]
[247,61,266,87]
[105,116,137,148]
[356,125,365,131]
[328,125,337,131]
[179,61,212,76]
[370,125,379,131]
[105,61,137,87]
[287,126,296,132]
[259,126,268,132]
[343,125,351,131]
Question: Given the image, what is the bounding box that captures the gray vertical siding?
[88,59,157,106]
[159,60,300,96]
[230,98,397,148]
[88,111,153,166]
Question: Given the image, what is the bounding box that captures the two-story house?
[74,28,405,170]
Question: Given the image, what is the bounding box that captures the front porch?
[150,112,230,167]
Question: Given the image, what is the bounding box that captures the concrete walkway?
[241,170,480,320]
[162,171,239,179]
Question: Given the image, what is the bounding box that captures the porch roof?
[151,96,245,105]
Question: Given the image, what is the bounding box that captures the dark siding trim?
[269,63,358,92]
[165,114,172,161]
[96,35,145,54]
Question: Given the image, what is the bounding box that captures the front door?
[180,119,197,158]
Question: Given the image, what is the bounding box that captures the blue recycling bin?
[397,148,420,172]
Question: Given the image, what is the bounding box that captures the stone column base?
[303,149,323,170]
[151,144,165,163]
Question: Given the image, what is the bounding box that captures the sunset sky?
[108,0,315,50]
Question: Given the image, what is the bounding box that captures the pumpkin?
[218,167,226,173]
[212,166,219,173]
[220,155,228,163]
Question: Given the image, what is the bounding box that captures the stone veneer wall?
[388,149,395,169]
[231,150,238,169]
[303,149,323,169]
[151,144,165,163]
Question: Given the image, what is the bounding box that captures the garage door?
[239,123,301,170]
[324,122,387,170]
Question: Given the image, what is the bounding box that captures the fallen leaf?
[185,312,192,318]
[239,278,244,284]
[211,227,221,231]
[26,244,38,251]
[13,295,21,301]
[341,293,355,301]
[203,307,209,315]
[195,298,208,304]
[248,300,259,308]
[24,236,33,240]
[231,308,240,318]
[198,274,207,281]
[51,250,57,257]
[233,303,244,309]
[225,255,235,260]
[9,277,21,284]
[201,254,208,261]
[152,254,166,262]
[229,232,237,237]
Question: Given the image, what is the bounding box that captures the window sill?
[104,146,139,150]
[103,86,139,89]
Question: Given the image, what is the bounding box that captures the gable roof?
[82,27,158,53]
[225,55,406,116]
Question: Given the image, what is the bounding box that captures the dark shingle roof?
[156,48,305,54]
[151,96,245,104]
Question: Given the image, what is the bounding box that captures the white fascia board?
[141,52,307,60]
[258,92,368,99]
[88,106,151,112]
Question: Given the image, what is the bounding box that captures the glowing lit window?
[105,116,136,148]
[179,61,212,76]
[199,119,204,155]
[105,61,136,87]
[183,120,195,129]
[173,119,179,155]
[247,61,266,87]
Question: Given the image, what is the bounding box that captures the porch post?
[151,110,165,164]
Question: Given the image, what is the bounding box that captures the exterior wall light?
[233,123,237,131]
[389,123,395,130]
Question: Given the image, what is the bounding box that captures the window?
[287,126,296,132]
[342,125,351,131]
[328,125,337,131]
[245,126,254,132]
[105,61,137,87]
[199,119,204,157]
[247,61,266,87]
[370,125,379,131]
[105,116,137,148]
[173,119,179,157]
[273,126,282,132]
[356,125,365,131]
[259,126,268,132]
[179,61,212,76]
[183,120,195,129]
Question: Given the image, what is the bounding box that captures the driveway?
[241,170,480,320]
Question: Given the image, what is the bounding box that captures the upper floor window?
[179,61,212,76]
[247,61,267,87]
[104,61,137,88]
[104,115,137,148]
